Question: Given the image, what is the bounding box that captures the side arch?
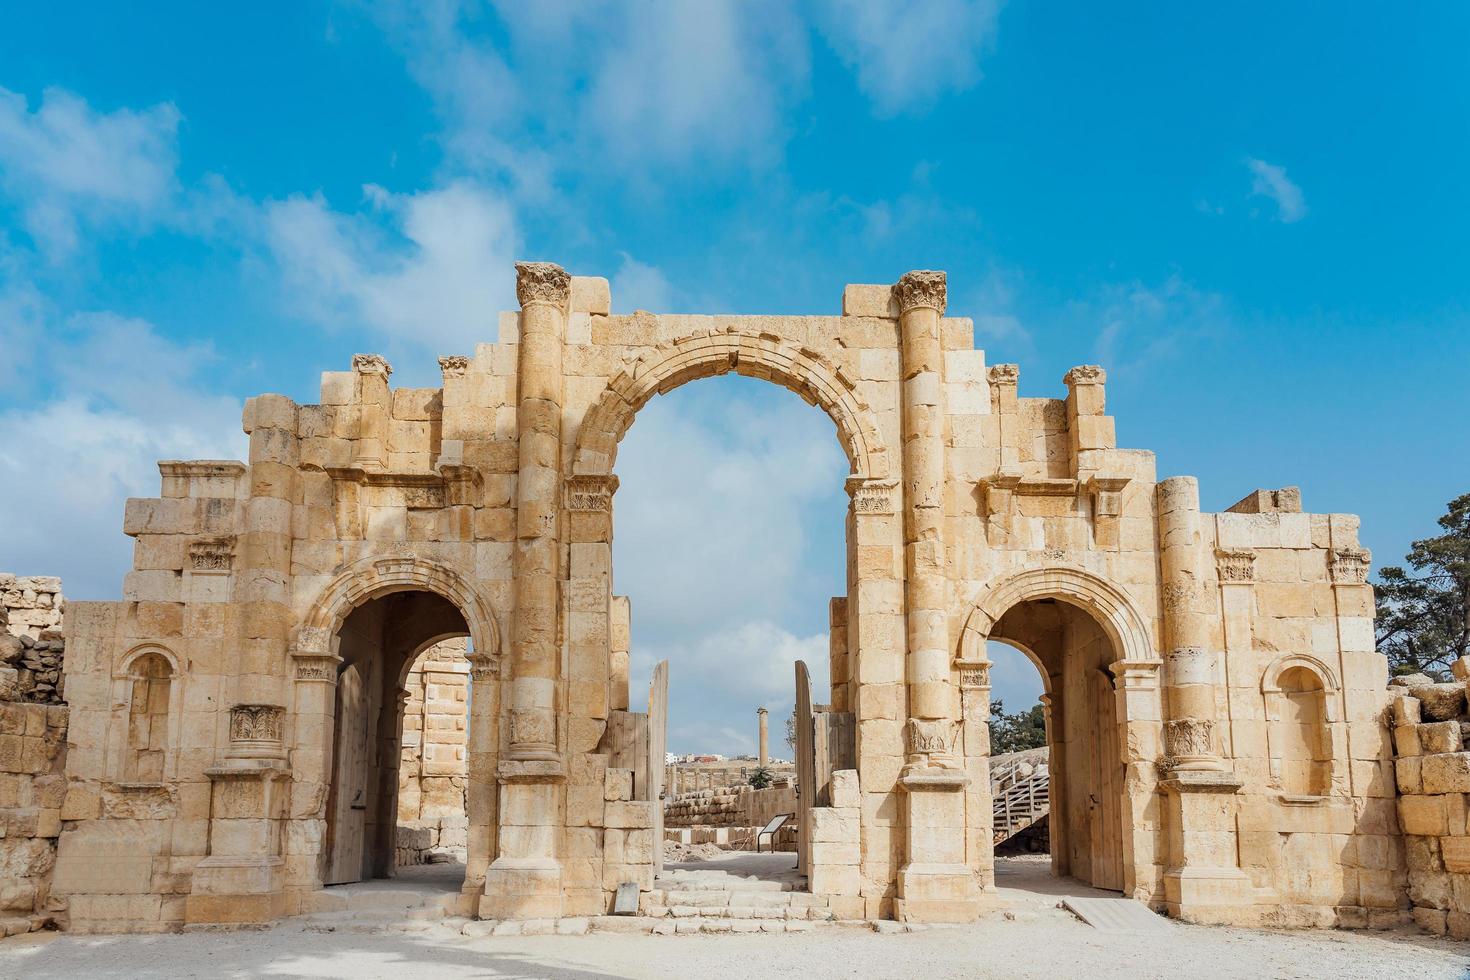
[296,554,501,664]
[571,330,891,480]
[959,563,1156,666]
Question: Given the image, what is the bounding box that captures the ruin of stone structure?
[0,263,1454,938]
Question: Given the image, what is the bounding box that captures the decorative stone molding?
[845,476,898,515]
[891,270,947,316]
[1328,548,1370,585]
[987,363,1019,385]
[1215,548,1256,584]
[468,656,501,683]
[227,704,286,760]
[955,660,990,690]
[515,261,571,308]
[438,355,470,377]
[293,655,340,683]
[188,538,234,572]
[905,717,959,756]
[351,353,392,377]
[566,474,620,512]
[1164,718,1215,761]
[509,708,555,751]
[1063,364,1106,386]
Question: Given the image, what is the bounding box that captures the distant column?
[757,707,770,768]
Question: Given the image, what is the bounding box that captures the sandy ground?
[3,856,1466,980]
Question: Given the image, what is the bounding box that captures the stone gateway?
[9,264,1415,934]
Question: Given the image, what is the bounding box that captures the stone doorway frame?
[285,554,502,911]
[957,564,1165,903]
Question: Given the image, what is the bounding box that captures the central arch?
[572,330,891,480]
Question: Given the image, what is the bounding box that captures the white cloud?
[265,181,519,353]
[614,375,848,755]
[1246,157,1306,223]
[1090,275,1228,378]
[367,0,809,184]
[0,86,181,256]
[633,621,829,757]
[812,0,1002,116]
[610,253,674,312]
[0,314,244,599]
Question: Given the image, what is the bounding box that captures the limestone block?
[1421,753,1470,795]
[810,807,860,843]
[831,770,860,810]
[1397,757,1423,794]
[842,285,898,318]
[1419,721,1463,756]
[1411,683,1466,722]
[1400,796,1448,837]
[1442,837,1470,874]
[1395,725,1421,758]
[1391,694,1422,727]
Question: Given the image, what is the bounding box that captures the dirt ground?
[2,908,1467,980]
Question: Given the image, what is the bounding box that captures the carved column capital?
[226,704,286,760]
[1215,548,1256,584]
[438,354,470,377]
[352,353,392,377]
[1328,547,1370,585]
[891,270,947,316]
[566,474,620,512]
[845,476,898,515]
[515,261,571,309]
[1063,364,1106,386]
[988,363,1019,386]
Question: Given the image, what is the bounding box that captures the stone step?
[645,889,827,911]
[642,903,836,921]
[654,876,788,892]
[592,916,824,935]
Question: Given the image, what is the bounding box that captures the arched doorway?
[960,565,1161,899]
[987,600,1123,890]
[324,590,470,884]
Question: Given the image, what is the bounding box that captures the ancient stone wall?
[1390,674,1470,938]
[0,579,69,937]
[664,782,797,828]
[397,637,471,861]
[1,574,66,704]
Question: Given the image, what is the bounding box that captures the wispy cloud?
[1246,157,1306,223]
[0,313,244,597]
[811,0,1003,116]
[265,181,519,354]
[0,86,181,257]
[1091,275,1229,378]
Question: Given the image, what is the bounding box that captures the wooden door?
[1088,668,1124,891]
[326,660,369,885]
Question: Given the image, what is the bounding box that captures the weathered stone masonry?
[2,262,1418,935]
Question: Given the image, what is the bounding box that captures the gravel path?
[2,910,1467,980]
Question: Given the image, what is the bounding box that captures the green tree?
[1375,493,1470,680]
[989,699,1047,755]
[748,765,774,789]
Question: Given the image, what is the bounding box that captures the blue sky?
[1,2,1467,753]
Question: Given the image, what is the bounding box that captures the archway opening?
[613,373,849,886]
[988,596,1125,894]
[324,589,473,900]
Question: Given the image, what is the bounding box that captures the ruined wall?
[0,576,69,937]
[663,782,797,829]
[1390,675,1470,938]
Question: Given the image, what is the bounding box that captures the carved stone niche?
[226,704,287,761]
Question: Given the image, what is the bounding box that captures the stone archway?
[958,564,1164,901]
[287,555,502,908]
[572,330,891,480]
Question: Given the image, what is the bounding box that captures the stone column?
[351,354,391,471]
[483,261,570,921]
[891,270,975,923]
[1156,477,1224,771]
[757,708,770,768]
[1156,476,1254,923]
